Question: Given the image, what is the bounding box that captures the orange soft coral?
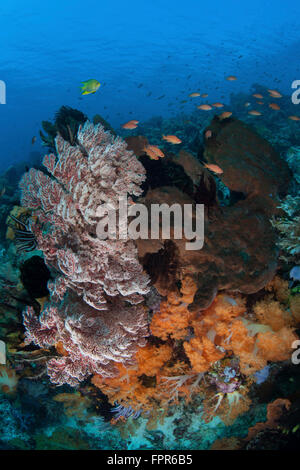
[183,294,246,373]
[185,293,298,376]
[150,276,197,340]
[92,281,299,420]
[225,319,267,375]
[91,344,173,411]
[184,336,225,373]
[135,343,172,376]
[256,326,298,362]
[253,298,291,331]
[265,275,289,303]
[150,297,190,340]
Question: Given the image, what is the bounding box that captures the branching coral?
[20,123,150,386]
[157,361,204,404]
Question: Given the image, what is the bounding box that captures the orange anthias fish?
[218,111,232,120]
[205,130,212,139]
[189,92,201,97]
[197,104,212,111]
[201,93,208,97]
[267,89,282,98]
[248,110,262,116]
[252,93,263,99]
[226,75,237,81]
[143,145,165,160]
[204,163,223,174]
[212,102,224,108]
[162,135,182,144]
[269,103,280,110]
[122,120,139,129]
[288,115,300,121]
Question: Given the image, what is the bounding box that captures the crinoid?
[9,214,37,253]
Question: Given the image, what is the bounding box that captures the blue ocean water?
[0,0,300,171]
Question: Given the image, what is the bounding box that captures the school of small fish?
[75,74,299,181]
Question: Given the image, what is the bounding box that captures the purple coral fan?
[20,122,150,386]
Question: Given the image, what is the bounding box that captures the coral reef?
[136,119,292,310]
[1,96,299,450]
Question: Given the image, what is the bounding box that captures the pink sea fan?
[20,122,150,386]
[19,122,149,310]
[23,295,149,387]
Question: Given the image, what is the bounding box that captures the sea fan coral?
[20,123,150,386]
[19,122,149,310]
[23,295,149,386]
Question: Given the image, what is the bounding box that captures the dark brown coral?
[136,117,292,310]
